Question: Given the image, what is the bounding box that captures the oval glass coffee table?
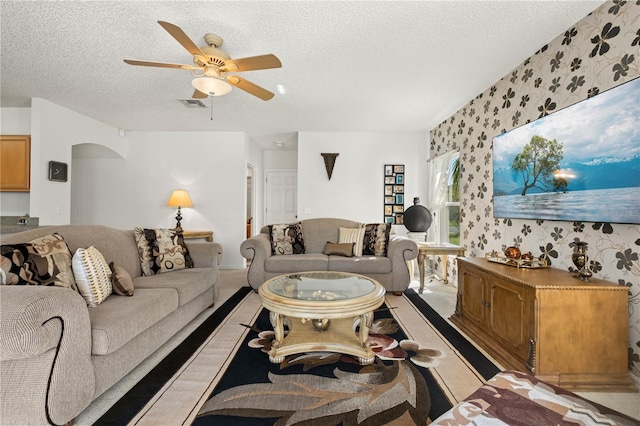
[258,271,386,364]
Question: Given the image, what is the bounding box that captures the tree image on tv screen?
[511,135,563,196]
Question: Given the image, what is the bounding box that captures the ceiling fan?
[124,21,282,101]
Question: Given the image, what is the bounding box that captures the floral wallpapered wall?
[430,1,640,379]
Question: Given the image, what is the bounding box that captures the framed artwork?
[48,161,68,182]
[383,164,404,223]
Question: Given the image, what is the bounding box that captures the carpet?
[97,288,498,425]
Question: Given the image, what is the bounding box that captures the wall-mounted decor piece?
[321,153,339,180]
[384,164,404,224]
[493,76,640,224]
[48,161,68,182]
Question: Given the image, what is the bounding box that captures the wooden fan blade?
[123,59,197,70]
[158,21,206,57]
[222,54,282,72]
[193,89,208,99]
[227,75,274,101]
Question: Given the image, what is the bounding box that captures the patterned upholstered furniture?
[0,225,222,425]
[431,370,638,425]
[240,218,418,293]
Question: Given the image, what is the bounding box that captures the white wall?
[297,132,428,235]
[72,131,247,269]
[263,149,297,170]
[245,136,264,235]
[30,98,126,225]
[2,102,429,269]
[0,108,32,215]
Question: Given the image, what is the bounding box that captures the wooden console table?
[182,230,213,242]
[416,242,465,292]
[450,257,634,392]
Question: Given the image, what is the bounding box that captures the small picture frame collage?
[384,164,404,224]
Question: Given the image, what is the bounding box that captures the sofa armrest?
[186,241,223,268]
[384,235,418,292]
[240,233,272,289]
[387,235,418,262]
[0,286,95,424]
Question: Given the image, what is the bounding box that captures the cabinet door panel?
[0,136,30,191]
[489,279,529,359]
[460,269,486,325]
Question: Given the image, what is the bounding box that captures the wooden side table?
[417,242,465,293]
[181,230,214,242]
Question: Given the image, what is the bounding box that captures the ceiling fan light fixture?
[191,77,232,96]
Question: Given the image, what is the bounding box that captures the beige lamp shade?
[191,77,232,96]
[167,189,192,229]
[167,189,193,208]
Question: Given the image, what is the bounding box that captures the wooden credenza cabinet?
[450,257,634,391]
[0,135,30,191]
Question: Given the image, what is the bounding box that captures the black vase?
[403,197,432,232]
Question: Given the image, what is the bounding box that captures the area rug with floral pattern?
[96,288,500,425]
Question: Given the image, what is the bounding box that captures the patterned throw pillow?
[72,246,113,307]
[339,225,365,256]
[134,227,194,276]
[362,223,391,256]
[0,233,77,290]
[268,223,306,255]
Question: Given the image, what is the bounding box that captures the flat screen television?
[492,77,640,224]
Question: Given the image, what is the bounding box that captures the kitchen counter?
[0,216,41,236]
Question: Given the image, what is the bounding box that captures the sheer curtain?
[426,151,453,243]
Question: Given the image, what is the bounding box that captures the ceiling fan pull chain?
[210,96,213,121]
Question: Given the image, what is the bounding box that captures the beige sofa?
[0,224,222,425]
[240,218,418,294]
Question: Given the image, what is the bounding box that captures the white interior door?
[265,170,297,225]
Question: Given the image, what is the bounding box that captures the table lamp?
[167,189,192,229]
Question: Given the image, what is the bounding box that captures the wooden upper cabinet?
[1,135,31,192]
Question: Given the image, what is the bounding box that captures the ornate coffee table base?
[268,311,376,365]
[259,271,385,365]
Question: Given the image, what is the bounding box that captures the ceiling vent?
[179,99,207,108]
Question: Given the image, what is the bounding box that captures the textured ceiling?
[1,1,605,147]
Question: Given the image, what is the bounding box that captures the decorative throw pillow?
[339,225,365,256]
[362,223,391,256]
[109,262,134,296]
[72,246,113,307]
[268,223,306,255]
[134,227,194,276]
[324,242,354,257]
[0,233,77,290]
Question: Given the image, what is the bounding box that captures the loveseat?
[0,224,222,425]
[240,218,418,294]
